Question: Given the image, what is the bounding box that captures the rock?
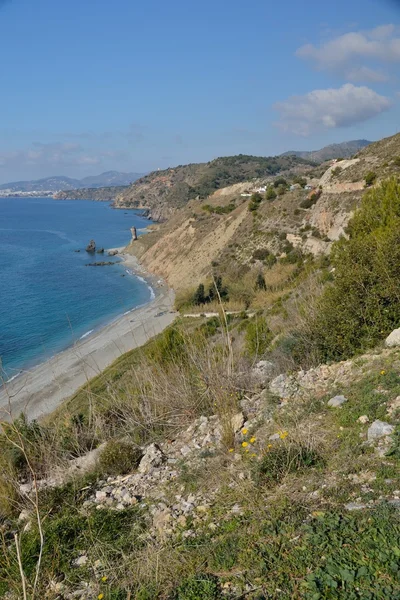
[108,249,119,256]
[85,261,116,267]
[231,412,245,433]
[74,249,81,252]
[131,226,138,241]
[357,415,369,424]
[96,248,104,254]
[74,555,89,567]
[269,374,298,399]
[385,328,400,347]
[152,508,172,534]
[85,239,96,253]
[327,395,347,408]
[387,396,400,416]
[269,433,280,441]
[95,491,107,502]
[367,420,395,441]
[18,509,31,522]
[253,360,274,382]
[344,502,367,511]
[138,443,165,474]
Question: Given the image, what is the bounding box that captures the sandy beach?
[0,251,176,421]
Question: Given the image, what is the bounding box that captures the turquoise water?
[0,197,152,380]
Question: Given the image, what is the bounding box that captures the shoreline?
[0,249,176,421]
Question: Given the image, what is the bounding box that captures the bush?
[245,317,273,357]
[248,192,263,212]
[174,574,221,600]
[293,176,307,188]
[313,178,400,360]
[265,187,277,201]
[193,283,206,305]
[252,248,270,261]
[255,272,267,290]
[331,166,342,177]
[365,171,377,187]
[254,441,324,486]
[99,440,143,476]
[265,253,277,268]
[274,177,287,188]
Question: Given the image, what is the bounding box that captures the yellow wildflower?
[380,370,386,375]
[242,428,248,435]
[250,437,256,443]
[101,576,108,583]
[98,595,104,600]
[242,441,248,448]
[267,444,273,448]
[279,431,288,440]
[250,453,257,458]
[245,448,249,453]
[228,448,234,453]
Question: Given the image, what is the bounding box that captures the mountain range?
[0,171,145,193]
[281,139,372,163]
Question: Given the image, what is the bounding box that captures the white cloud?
[0,142,102,171]
[275,84,391,135]
[296,25,400,82]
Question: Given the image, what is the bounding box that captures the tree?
[365,171,377,187]
[313,178,400,361]
[293,176,307,188]
[193,283,206,305]
[265,188,277,201]
[274,177,287,188]
[277,185,286,196]
[248,192,263,212]
[255,272,267,290]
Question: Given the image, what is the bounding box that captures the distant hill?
[281,140,372,163]
[54,185,129,202]
[114,154,315,220]
[0,171,145,194]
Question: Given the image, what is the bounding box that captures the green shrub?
[331,166,342,177]
[252,248,270,261]
[365,171,377,187]
[99,440,143,476]
[254,441,324,486]
[313,179,400,360]
[245,317,273,357]
[145,326,187,365]
[193,283,206,305]
[265,187,277,201]
[248,192,263,212]
[174,574,221,600]
[265,253,277,268]
[255,272,267,290]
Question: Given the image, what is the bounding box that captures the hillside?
[282,139,371,163]
[125,132,400,294]
[114,154,315,221]
[54,185,129,201]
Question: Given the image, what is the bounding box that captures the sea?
[0,197,153,381]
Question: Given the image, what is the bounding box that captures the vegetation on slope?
[114,154,314,219]
[54,185,129,201]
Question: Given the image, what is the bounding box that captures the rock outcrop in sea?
[85,239,96,253]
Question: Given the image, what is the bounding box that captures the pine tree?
[193,283,206,305]
[255,272,267,291]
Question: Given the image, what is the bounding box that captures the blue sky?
[0,0,400,182]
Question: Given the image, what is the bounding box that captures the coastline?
[0,250,176,422]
